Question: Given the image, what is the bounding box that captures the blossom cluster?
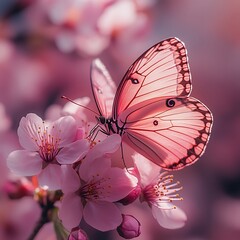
[6,97,187,239]
[3,0,154,57]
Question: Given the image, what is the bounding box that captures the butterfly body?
[90,38,213,170]
[97,116,120,135]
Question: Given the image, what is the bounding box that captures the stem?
[27,201,54,240]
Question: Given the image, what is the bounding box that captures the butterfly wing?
[90,38,213,170]
[120,97,213,170]
[90,58,116,118]
[113,38,192,119]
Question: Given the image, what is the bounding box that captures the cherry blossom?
[58,135,138,232]
[7,113,89,190]
[132,154,187,229]
[37,0,152,56]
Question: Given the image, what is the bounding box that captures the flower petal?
[52,116,77,147]
[151,204,187,229]
[97,134,121,155]
[38,164,62,190]
[85,134,121,161]
[7,150,42,176]
[57,139,89,164]
[17,113,44,151]
[61,165,81,194]
[83,201,122,231]
[79,156,111,182]
[102,168,138,202]
[58,193,83,231]
[97,0,136,36]
[133,153,161,186]
[79,134,121,181]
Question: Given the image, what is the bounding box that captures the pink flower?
[132,154,187,229]
[39,0,153,56]
[7,113,89,190]
[58,135,138,232]
[41,0,110,56]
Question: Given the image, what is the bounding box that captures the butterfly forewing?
[90,58,116,118]
[113,38,192,119]
[120,97,213,170]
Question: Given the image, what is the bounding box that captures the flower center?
[142,172,183,209]
[79,175,111,202]
[34,122,61,162]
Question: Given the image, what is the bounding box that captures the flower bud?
[68,228,89,240]
[117,214,141,239]
[118,185,141,205]
[3,178,34,199]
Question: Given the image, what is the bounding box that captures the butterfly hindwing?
[113,38,192,119]
[120,97,212,170]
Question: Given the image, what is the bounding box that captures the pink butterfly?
[90,38,213,170]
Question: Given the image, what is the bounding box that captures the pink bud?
[68,228,89,240]
[117,214,141,239]
[3,178,34,199]
[118,185,141,205]
[68,227,88,240]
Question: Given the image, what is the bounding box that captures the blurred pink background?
[0,0,240,239]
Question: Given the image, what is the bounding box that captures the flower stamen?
[32,121,61,162]
[142,172,183,210]
[79,175,112,201]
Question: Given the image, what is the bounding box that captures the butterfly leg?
[88,123,100,139]
[87,123,110,143]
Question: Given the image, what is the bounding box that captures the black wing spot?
[131,78,139,84]
[166,99,175,107]
[153,120,158,126]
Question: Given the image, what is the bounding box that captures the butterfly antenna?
[61,95,99,115]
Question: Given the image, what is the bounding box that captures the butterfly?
[90,38,213,170]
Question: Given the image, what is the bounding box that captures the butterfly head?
[96,116,107,125]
